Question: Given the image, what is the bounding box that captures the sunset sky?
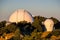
[0,0,60,21]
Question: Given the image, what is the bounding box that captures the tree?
[17,21,35,35]
[22,29,42,40]
[0,27,6,36]
[0,21,6,28]
[32,16,43,32]
[13,28,20,40]
[54,22,60,29]
[6,23,17,33]
[50,17,59,24]
[51,30,60,36]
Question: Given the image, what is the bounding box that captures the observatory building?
[9,9,34,23]
[42,19,54,31]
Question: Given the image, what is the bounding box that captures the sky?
[0,0,60,21]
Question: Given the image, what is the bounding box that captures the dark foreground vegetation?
[0,16,60,40]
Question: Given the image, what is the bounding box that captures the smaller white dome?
[43,19,54,31]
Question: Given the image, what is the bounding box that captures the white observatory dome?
[9,9,34,23]
[43,19,54,31]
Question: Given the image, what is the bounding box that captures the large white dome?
[9,9,34,23]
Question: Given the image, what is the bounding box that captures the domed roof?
[43,19,54,31]
[9,9,34,23]
[44,19,54,25]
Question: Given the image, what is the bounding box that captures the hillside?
[0,16,60,40]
